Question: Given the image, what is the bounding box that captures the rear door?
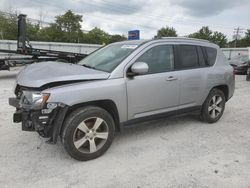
[176,45,209,107]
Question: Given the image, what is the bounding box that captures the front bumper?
[9,97,68,143]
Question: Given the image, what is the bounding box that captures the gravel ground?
[0,68,250,188]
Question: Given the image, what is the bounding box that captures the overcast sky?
[1,0,250,40]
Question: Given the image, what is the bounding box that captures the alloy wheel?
[208,95,223,119]
[73,117,109,153]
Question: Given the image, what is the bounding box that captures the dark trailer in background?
[0,14,89,70]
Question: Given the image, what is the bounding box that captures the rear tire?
[62,106,115,161]
[200,89,226,123]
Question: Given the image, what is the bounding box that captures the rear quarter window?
[197,46,206,67]
[204,47,217,66]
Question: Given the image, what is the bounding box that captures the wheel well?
[212,85,229,101]
[66,100,121,132]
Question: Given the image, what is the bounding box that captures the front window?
[135,45,174,74]
[78,43,139,72]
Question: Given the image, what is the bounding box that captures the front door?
[126,44,180,120]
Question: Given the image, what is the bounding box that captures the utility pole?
[234,27,243,47]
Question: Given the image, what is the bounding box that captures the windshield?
[78,43,139,72]
[231,55,249,62]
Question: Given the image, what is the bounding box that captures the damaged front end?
[9,85,68,144]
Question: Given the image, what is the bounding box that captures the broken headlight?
[21,91,50,109]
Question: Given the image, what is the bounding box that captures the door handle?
[166,76,178,81]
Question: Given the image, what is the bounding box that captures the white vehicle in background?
[221,47,250,79]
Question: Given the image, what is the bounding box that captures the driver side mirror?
[127,62,149,76]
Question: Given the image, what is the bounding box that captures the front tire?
[200,89,226,123]
[62,106,115,161]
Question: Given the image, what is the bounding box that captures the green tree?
[26,22,40,41]
[55,10,83,42]
[211,31,227,47]
[38,24,64,42]
[0,10,128,45]
[238,30,250,47]
[189,26,227,47]
[84,27,110,44]
[154,26,177,38]
[109,34,127,43]
[188,26,212,40]
[0,14,17,40]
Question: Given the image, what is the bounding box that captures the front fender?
[44,79,128,122]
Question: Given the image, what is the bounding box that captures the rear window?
[197,46,206,67]
[204,47,217,66]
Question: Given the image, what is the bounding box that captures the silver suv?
[9,38,235,161]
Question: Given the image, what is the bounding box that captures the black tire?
[246,68,250,81]
[61,106,115,161]
[200,89,226,123]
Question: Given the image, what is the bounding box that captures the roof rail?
[160,37,211,43]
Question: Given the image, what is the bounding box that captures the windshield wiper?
[82,64,96,70]
[81,64,109,73]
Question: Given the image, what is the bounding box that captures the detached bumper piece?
[9,97,20,108]
[9,97,68,144]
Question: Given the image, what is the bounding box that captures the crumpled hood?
[17,61,110,87]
